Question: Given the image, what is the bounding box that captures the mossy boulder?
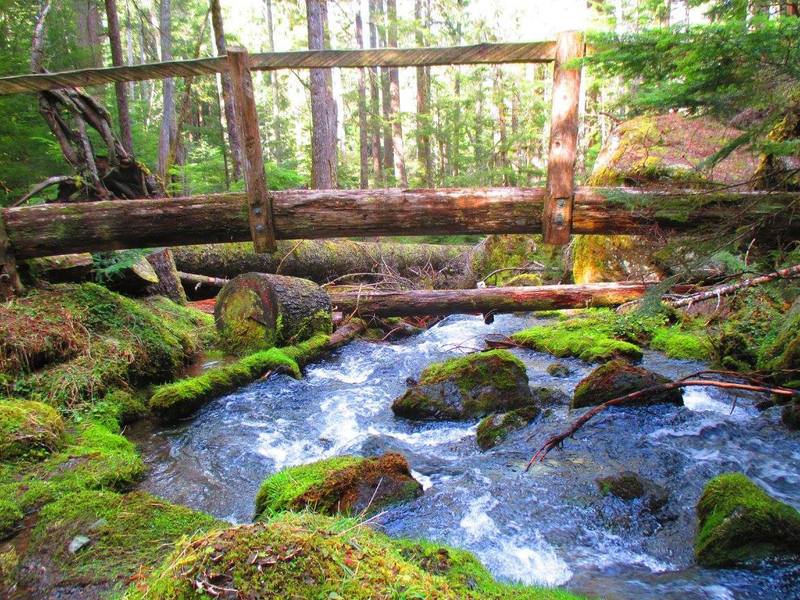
[596,471,669,511]
[254,453,422,518]
[392,350,533,420]
[572,359,683,409]
[123,511,583,600]
[0,400,65,460]
[546,362,573,377]
[695,473,800,567]
[476,406,540,450]
[18,490,221,597]
[511,310,644,364]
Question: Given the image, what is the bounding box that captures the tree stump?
[214,272,332,353]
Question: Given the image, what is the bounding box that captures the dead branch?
[669,263,800,308]
[12,176,75,207]
[526,372,798,470]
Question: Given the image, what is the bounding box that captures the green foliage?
[650,327,710,361]
[696,473,800,566]
[91,250,151,284]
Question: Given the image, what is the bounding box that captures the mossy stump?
[696,473,800,567]
[214,272,332,354]
[572,359,683,409]
[254,453,422,518]
[392,350,533,420]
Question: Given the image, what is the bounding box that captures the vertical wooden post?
[542,31,584,245]
[227,46,276,253]
[0,210,23,300]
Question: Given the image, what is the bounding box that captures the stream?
[128,313,800,599]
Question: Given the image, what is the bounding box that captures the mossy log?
[214,272,332,353]
[4,187,799,259]
[332,281,648,318]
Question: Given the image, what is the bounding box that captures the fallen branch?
[669,263,800,308]
[526,372,798,471]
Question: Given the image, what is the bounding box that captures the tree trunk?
[145,247,187,304]
[104,0,134,154]
[374,0,394,181]
[264,0,282,164]
[215,272,332,350]
[367,0,383,186]
[494,67,509,186]
[386,0,407,187]
[415,0,432,187]
[157,0,175,182]
[74,0,104,68]
[356,12,369,189]
[210,0,243,180]
[330,282,649,318]
[307,0,337,189]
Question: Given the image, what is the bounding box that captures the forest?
[0,0,799,599]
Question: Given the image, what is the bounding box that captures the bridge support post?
[0,210,23,300]
[227,47,277,253]
[543,31,584,245]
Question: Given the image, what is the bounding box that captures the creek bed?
[128,313,800,599]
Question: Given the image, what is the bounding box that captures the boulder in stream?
[392,350,534,420]
[596,471,669,512]
[571,359,683,409]
[696,472,800,567]
[254,453,422,518]
[476,406,540,450]
[783,399,800,430]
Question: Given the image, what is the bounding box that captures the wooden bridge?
[1,33,798,305]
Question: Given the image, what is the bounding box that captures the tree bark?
[263,0,282,164]
[373,0,394,181]
[415,0,432,187]
[386,0,407,186]
[157,0,175,182]
[145,247,187,304]
[210,0,243,180]
[104,0,134,154]
[215,272,331,349]
[307,0,337,189]
[331,282,649,317]
[494,67,509,186]
[356,12,369,189]
[367,0,383,186]
[74,0,104,68]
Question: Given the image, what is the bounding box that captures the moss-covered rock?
[18,490,221,597]
[0,284,212,410]
[392,350,533,420]
[149,333,330,422]
[650,326,710,361]
[572,359,683,409]
[695,473,800,567]
[254,453,422,518]
[596,471,669,511]
[546,362,573,377]
[0,399,65,460]
[512,311,643,364]
[476,406,540,450]
[123,511,584,600]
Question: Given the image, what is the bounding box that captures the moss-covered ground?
[695,473,800,567]
[124,511,583,600]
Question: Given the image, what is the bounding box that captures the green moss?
[470,235,564,286]
[696,473,800,567]
[512,310,643,363]
[476,406,540,450]
[28,490,221,592]
[216,287,276,354]
[0,497,23,539]
[2,284,212,410]
[255,453,421,519]
[124,511,584,600]
[0,399,65,460]
[420,350,524,390]
[255,456,363,517]
[0,547,18,592]
[650,327,710,360]
[758,299,800,381]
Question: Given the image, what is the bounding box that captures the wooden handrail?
[0,41,556,95]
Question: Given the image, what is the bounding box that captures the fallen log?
[4,187,797,259]
[669,263,800,308]
[329,282,649,318]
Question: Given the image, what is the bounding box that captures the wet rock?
[571,359,683,409]
[782,400,800,430]
[68,535,91,554]
[392,350,533,420]
[531,386,569,406]
[254,453,423,518]
[546,362,573,377]
[696,472,800,567]
[596,471,669,512]
[476,406,540,450]
[0,400,65,461]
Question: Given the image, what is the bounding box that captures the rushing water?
[129,313,800,599]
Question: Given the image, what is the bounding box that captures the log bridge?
[1,34,798,311]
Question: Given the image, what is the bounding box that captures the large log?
[330,282,649,317]
[3,187,798,259]
[172,239,474,289]
[215,272,332,353]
